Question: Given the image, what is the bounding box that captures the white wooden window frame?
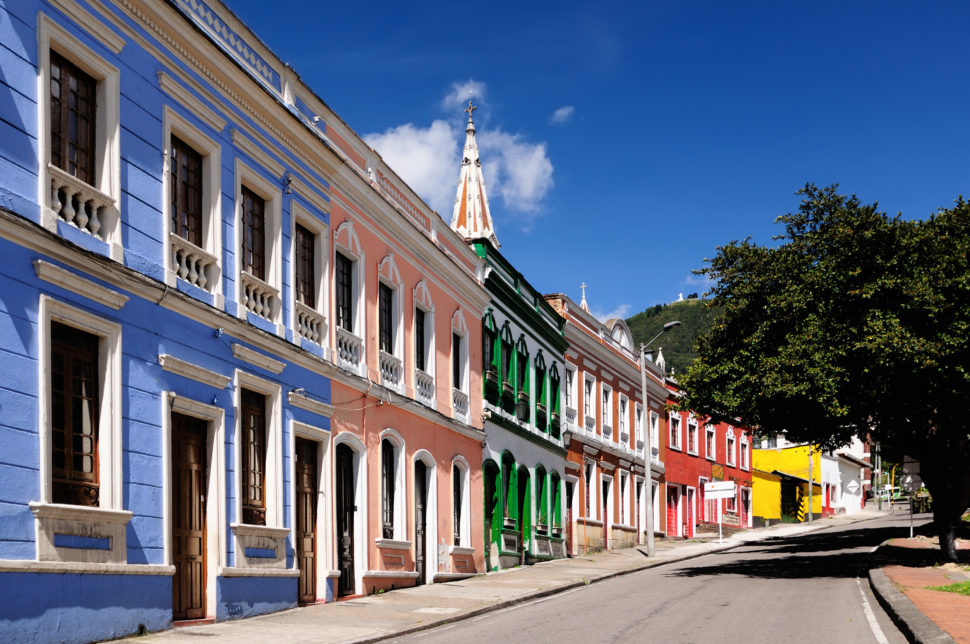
[705,424,717,462]
[378,428,407,543]
[686,415,699,455]
[37,13,122,258]
[32,295,127,565]
[234,159,283,329]
[162,105,223,302]
[290,201,329,348]
[668,412,682,451]
[232,370,284,529]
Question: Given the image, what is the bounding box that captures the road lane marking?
[857,578,890,644]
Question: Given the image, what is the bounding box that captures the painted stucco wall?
[751,470,782,525]
[329,380,485,595]
[753,446,824,518]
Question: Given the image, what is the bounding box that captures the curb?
[360,513,884,643]
[867,542,956,644]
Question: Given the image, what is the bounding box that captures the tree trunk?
[918,446,970,563]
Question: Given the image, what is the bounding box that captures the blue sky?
[225,0,970,320]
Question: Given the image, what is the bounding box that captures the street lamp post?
[640,320,681,557]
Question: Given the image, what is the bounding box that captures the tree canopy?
[679,184,970,559]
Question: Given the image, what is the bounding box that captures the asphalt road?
[394,514,913,644]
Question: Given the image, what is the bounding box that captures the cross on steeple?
[465,100,477,117]
[580,282,587,300]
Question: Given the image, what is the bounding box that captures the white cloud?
[591,303,632,323]
[479,131,554,216]
[365,80,555,224]
[364,120,460,214]
[550,105,575,124]
[442,79,487,110]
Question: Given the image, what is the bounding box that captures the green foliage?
[678,184,970,559]
[627,298,717,375]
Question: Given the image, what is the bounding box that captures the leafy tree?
[679,184,970,560]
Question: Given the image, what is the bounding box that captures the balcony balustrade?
[240,271,279,322]
[295,301,327,344]
[379,350,402,389]
[452,388,469,422]
[49,164,116,240]
[336,326,362,371]
[414,369,434,406]
[170,233,217,291]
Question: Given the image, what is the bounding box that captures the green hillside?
[626,298,717,376]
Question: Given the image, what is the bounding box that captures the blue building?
[0,0,356,639]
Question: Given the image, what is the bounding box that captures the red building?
[662,367,753,537]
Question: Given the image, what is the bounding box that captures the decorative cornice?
[157,70,226,132]
[50,0,126,53]
[231,343,285,374]
[34,259,128,310]
[288,390,333,418]
[159,354,231,389]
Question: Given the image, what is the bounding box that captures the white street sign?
[704,481,736,499]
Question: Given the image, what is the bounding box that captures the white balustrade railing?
[603,422,613,440]
[335,326,362,371]
[414,369,434,406]
[170,233,218,291]
[584,414,595,433]
[564,406,577,428]
[379,351,402,389]
[452,388,469,422]
[49,164,116,240]
[295,301,327,344]
[240,271,279,322]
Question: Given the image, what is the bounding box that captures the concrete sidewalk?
[869,527,970,644]
[132,510,888,644]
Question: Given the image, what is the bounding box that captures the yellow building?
[752,445,823,524]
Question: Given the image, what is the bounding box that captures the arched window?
[550,471,562,534]
[534,351,547,432]
[536,465,548,533]
[379,430,405,541]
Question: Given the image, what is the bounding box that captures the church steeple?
[450,101,499,248]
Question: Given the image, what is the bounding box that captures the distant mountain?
[626,298,718,376]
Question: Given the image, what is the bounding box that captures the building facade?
[544,292,666,553]
[0,0,488,640]
[664,377,754,537]
[450,107,570,569]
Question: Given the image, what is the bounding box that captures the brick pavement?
[879,537,970,643]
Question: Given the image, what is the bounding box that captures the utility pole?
[807,446,813,523]
[639,320,681,557]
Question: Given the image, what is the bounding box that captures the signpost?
[901,457,922,538]
[704,481,737,544]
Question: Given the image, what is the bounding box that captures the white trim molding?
[34,260,128,309]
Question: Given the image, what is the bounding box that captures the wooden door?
[565,481,574,554]
[295,438,317,604]
[601,479,610,548]
[336,444,356,596]
[414,461,427,585]
[172,413,207,620]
